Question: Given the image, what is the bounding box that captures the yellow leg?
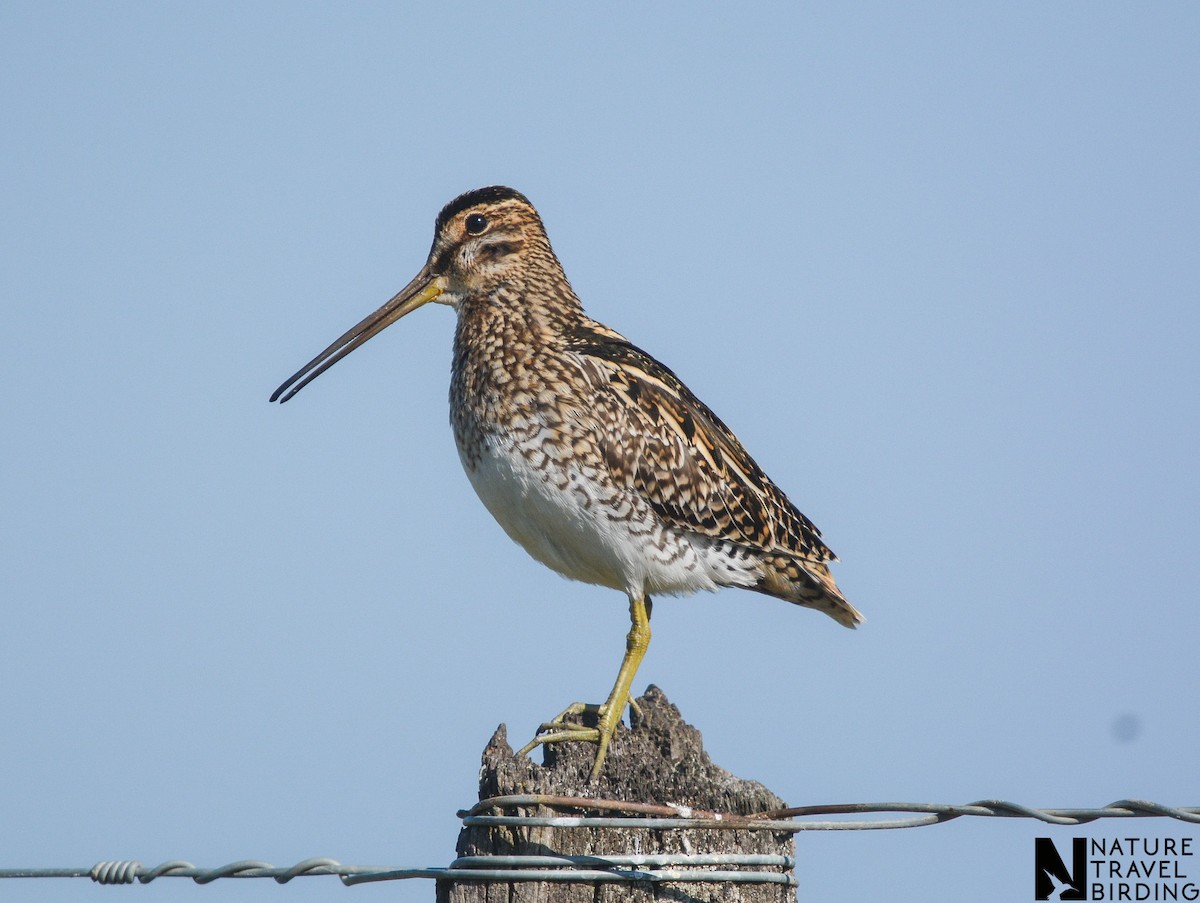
[518,594,652,781]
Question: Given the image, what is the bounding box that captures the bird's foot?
[517,692,637,780]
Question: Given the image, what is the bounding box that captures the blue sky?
[2,3,1197,901]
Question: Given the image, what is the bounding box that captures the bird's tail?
[755,554,864,629]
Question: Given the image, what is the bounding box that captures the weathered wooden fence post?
[440,685,796,902]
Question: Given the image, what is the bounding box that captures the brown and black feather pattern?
[565,322,862,627]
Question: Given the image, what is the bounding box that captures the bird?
[1042,870,1079,901]
[271,186,862,780]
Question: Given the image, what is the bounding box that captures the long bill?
[270,267,446,403]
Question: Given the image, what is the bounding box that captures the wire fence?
[3,796,1197,888]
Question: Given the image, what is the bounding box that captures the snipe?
[271,186,862,780]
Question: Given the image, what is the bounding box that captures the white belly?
[458,433,746,598]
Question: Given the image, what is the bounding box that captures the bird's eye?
[465,213,489,235]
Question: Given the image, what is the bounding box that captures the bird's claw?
[517,692,639,780]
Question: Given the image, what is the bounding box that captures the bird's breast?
[447,313,747,599]
[455,421,638,591]
[452,411,746,599]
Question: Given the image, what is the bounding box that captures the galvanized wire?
[463,795,1200,832]
[1,797,1196,887]
[0,858,795,888]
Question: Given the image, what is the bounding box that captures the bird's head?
[427,185,559,299]
[270,186,563,404]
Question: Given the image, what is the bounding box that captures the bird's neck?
[457,274,586,347]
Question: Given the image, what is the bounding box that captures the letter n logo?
[1034,837,1087,900]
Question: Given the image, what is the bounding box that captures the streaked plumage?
[272,186,861,779]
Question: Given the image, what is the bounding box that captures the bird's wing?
[564,322,836,566]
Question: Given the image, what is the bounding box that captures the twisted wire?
[0,798,1194,887]
[462,796,1200,832]
[68,859,794,887]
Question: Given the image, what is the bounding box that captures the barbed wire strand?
[1,798,1194,887]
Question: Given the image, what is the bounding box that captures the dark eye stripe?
[481,240,521,259]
